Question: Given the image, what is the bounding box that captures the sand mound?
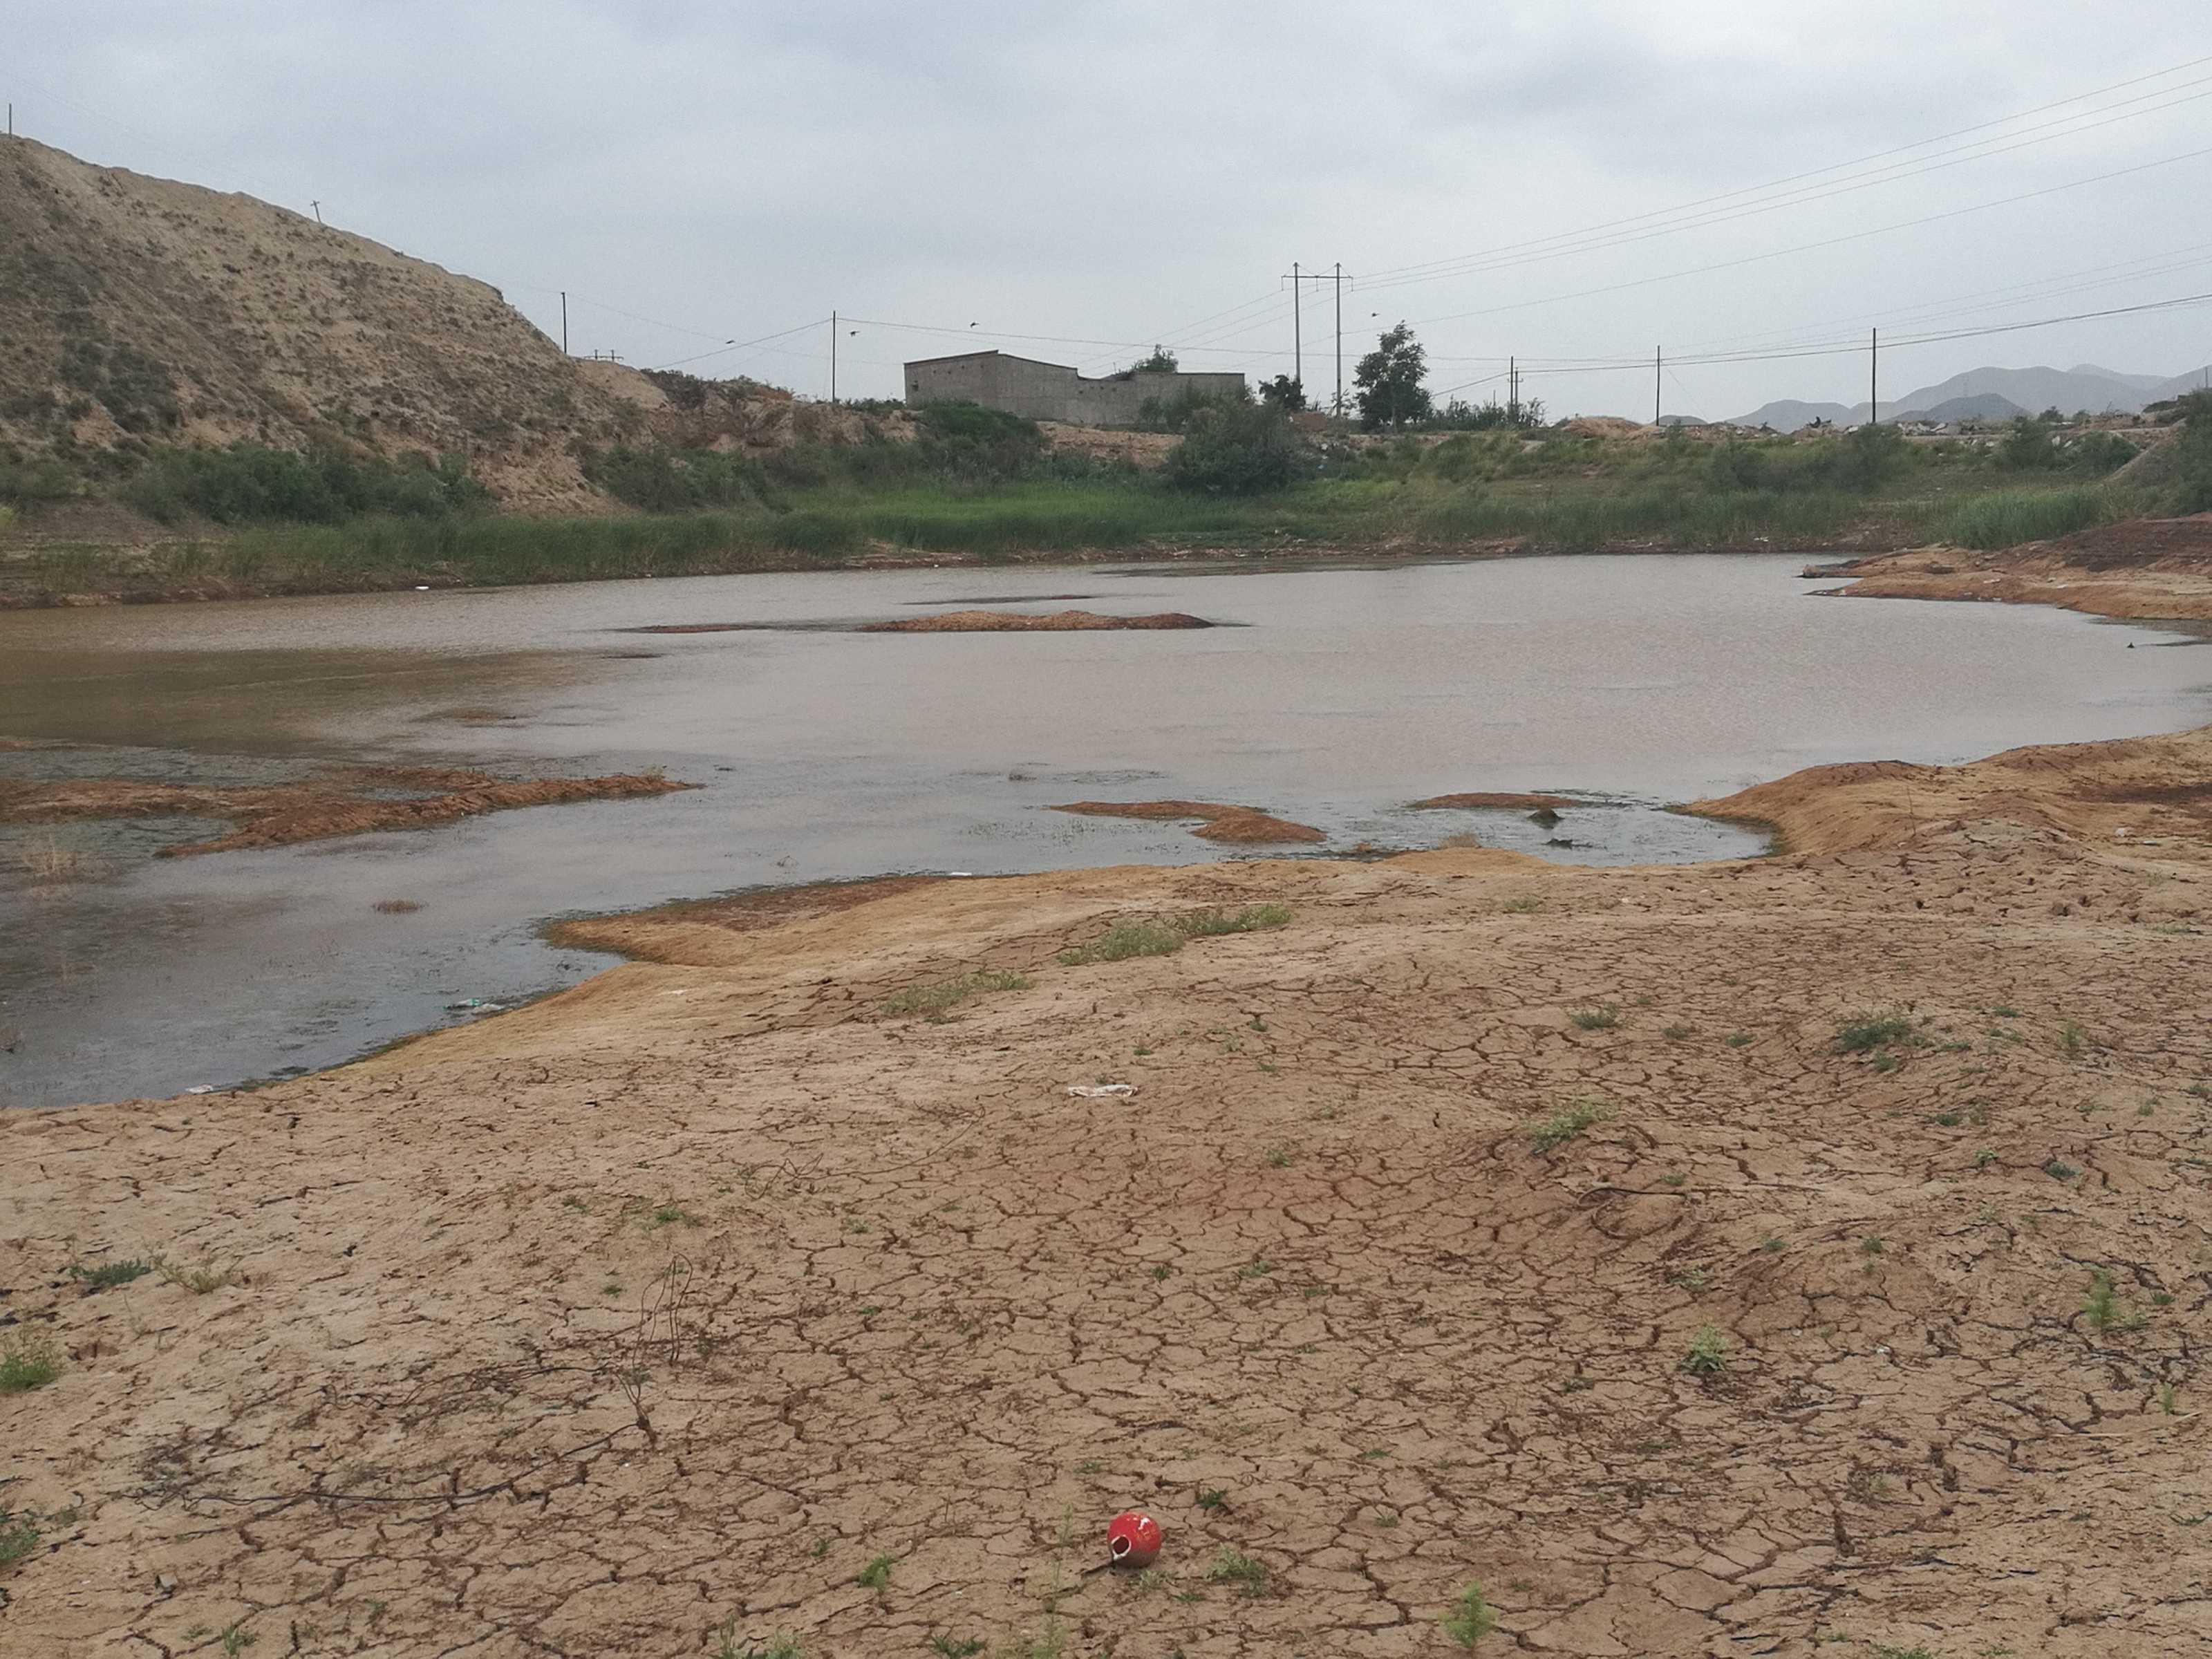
[0,765,690,854]
[863,610,1215,633]
[1051,798,1326,844]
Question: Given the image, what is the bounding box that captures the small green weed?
[0,1508,39,1569]
[1666,1263,1709,1293]
[1181,903,1292,937]
[1681,1324,1729,1377]
[1660,1022,1694,1039]
[716,1625,804,1659]
[2044,1157,2079,1181]
[928,1637,984,1658]
[1499,893,1546,914]
[1724,1031,1753,1047]
[1206,1546,1269,1595]
[2056,1020,2090,1058]
[1525,1095,1613,1152]
[1568,1005,1619,1031]
[66,1258,153,1290]
[2082,1270,2134,1333]
[857,1553,894,1591]
[220,1628,258,1657]
[1441,1581,1499,1647]
[1974,1148,1998,1168]
[1196,1487,1229,1511]
[1264,1145,1293,1168]
[0,1335,60,1394]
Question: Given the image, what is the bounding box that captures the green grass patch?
[0,1335,60,1394]
[1058,905,1289,965]
[66,1257,153,1290]
[1939,484,2127,550]
[881,968,1032,1018]
[1525,1095,1614,1153]
[1835,1013,1915,1054]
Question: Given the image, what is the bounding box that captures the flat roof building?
[903,350,1245,429]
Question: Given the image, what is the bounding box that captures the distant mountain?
[1731,362,2212,430]
[1893,393,2027,424]
[1730,397,1857,431]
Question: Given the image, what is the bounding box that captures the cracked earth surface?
[6,730,2212,1658]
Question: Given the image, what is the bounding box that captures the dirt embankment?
[0,765,691,855]
[1051,798,1328,844]
[6,725,2212,1656]
[1823,512,2212,621]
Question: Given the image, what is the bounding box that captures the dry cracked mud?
[6,720,2212,1656]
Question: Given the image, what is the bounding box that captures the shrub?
[1835,1014,1914,1053]
[122,443,489,525]
[1165,402,1306,494]
[1681,1325,1729,1376]
[583,444,768,512]
[1442,1582,1499,1647]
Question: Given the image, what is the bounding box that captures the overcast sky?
[11,1,2212,417]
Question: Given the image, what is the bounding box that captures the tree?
[1353,323,1432,430]
[2172,388,2212,512]
[1999,413,2057,471]
[1259,374,1306,412]
[1132,346,1179,373]
[1165,402,1306,495]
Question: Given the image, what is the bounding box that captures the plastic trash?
[186,1085,216,1095]
[1067,1083,1136,1098]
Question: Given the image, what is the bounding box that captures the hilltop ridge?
[0,135,644,507]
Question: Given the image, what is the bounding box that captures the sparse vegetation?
[0,1507,39,1570]
[1442,1582,1499,1647]
[1206,1546,1269,1595]
[0,1334,62,1394]
[1835,1013,1915,1054]
[1568,1004,1619,1031]
[1058,906,1288,966]
[15,834,84,882]
[371,898,422,914]
[716,1626,804,1659]
[66,1257,153,1290]
[1681,1324,1730,1377]
[857,1553,894,1591]
[881,968,1032,1019]
[1525,1095,1614,1153]
[156,1255,241,1294]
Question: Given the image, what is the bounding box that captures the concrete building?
[903,350,1246,427]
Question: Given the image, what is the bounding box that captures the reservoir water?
[3,551,2207,1107]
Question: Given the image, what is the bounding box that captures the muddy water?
[3,552,2209,1107]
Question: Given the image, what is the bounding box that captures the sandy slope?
[1824,513,2212,622]
[5,713,2212,1655]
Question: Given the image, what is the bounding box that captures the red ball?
[1107,1510,1162,1568]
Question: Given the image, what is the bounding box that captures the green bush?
[1166,402,1306,495]
[122,443,490,525]
[1941,486,2120,550]
[583,444,769,512]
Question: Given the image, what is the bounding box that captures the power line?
[1358,56,2212,291]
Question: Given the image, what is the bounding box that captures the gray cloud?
[11,1,2212,415]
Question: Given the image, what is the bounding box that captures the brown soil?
[1409,791,1578,812]
[0,765,690,855]
[1825,513,2212,621]
[1051,798,1329,844]
[7,724,2212,1655]
[1037,422,1181,466]
[863,610,1215,634]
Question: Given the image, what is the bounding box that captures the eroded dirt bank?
[1823,512,2212,621]
[5,727,2211,1656]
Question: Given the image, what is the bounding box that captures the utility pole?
[1333,261,1344,420]
[1654,346,1662,426]
[560,291,568,356]
[830,310,838,402]
[1508,356,1518,424]
[310,200,324,227]
[1291,263,1302,393]
[1869,327,1879,424]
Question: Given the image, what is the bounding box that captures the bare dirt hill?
[0,135,639,505]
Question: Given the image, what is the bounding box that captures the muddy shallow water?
[3,552,2208,1107]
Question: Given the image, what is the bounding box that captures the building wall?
[903,353,1246,427]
